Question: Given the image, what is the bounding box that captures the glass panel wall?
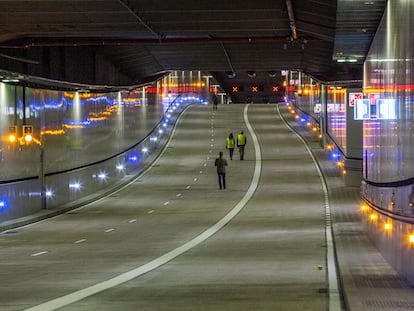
[0,71,210,224]
[363,1,413,183]
[327,87,347,153]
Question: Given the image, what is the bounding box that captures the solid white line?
[31,251,48,257]
[277,104,341,311]
[24,104,261,311]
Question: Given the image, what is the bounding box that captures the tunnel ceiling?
[0,0,386,99]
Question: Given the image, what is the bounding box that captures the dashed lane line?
[31,251,48,257]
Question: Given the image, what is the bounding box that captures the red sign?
[349,92,363,107]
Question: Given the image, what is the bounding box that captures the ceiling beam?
[286,0,297,40]
[0,36,321,48]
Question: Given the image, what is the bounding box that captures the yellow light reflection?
[42,129,65,136]
[8,134,17,143]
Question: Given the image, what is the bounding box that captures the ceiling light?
[226,71,236,78]
[2,78,19,83]
[337,58,358,63]
[247,71,256,78]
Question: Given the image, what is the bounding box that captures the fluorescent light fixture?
[2,79,19,83]
[337,58,358,63]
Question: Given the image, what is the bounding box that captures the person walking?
[212,93,218,110]
[226,133,235,160]
[214,151,228,190]
[237,130,247,160]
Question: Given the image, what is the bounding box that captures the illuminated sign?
[354,97,398,120]
[314,103,321,113]
[348,92,363,107]
[272,86,279,92]
[354,99,370,120]
[232,86,239,93]
[378,99,398,120]
[251,85,264,93]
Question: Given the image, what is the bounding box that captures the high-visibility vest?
[237,133,246,146]
[226,137,235,149]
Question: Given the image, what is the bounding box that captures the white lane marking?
[128,219,137,223]
[210,144,214,147]
[105,228,114,233]
[203,163,207,167]
[31,251,48,257]
[209,150,212,153]
[147,210,154,214]
[176,193,182,198]
[277,104,341,311]
[24,104,261,311]
[193,178,198,182]
[163,201,169,206]
[74,239,86,244]
[186,185,191,189]
[199,171,203,174]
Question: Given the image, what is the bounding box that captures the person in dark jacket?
[212,94,218,110]
[214,151,228,190]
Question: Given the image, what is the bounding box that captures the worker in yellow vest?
[237,131,247,160]
[226,133,235,160]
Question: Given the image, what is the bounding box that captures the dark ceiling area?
[0,0,386,102]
